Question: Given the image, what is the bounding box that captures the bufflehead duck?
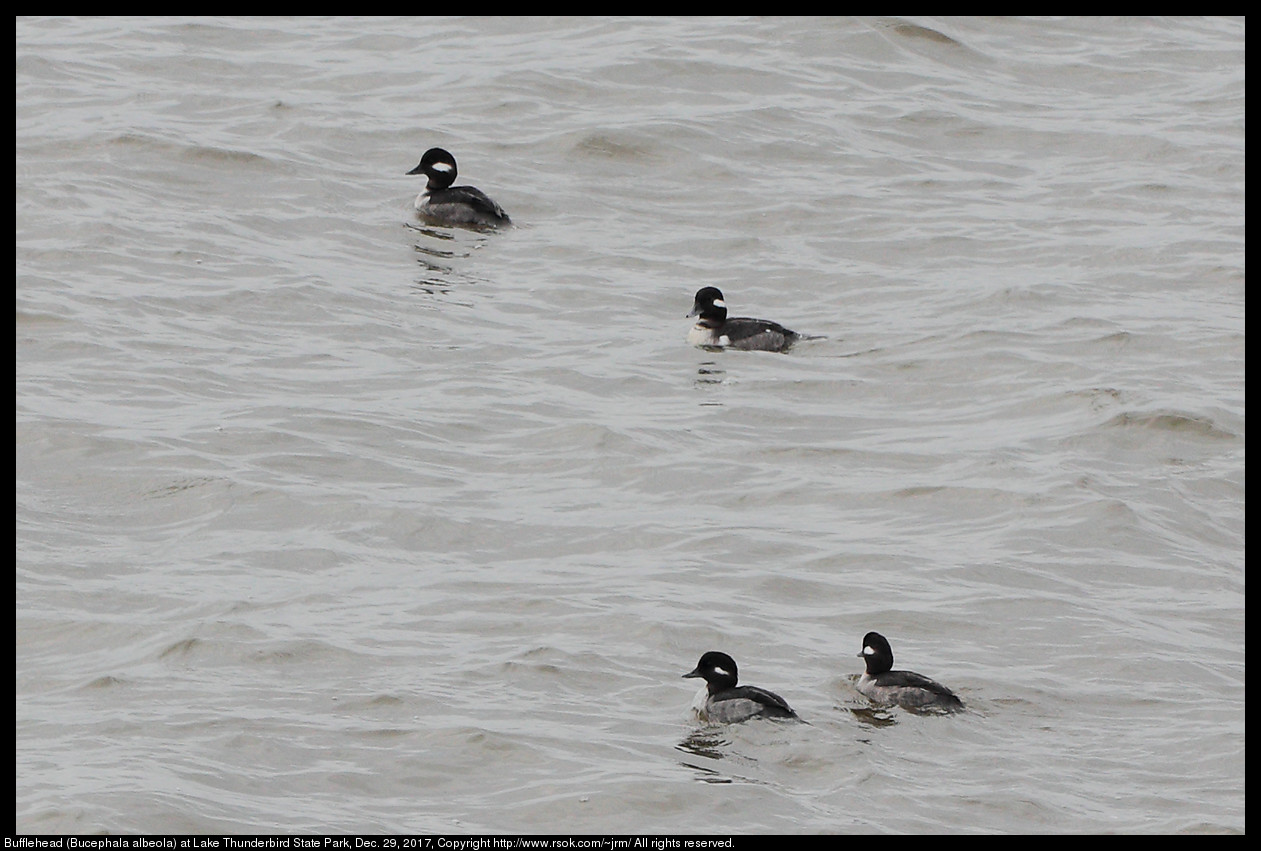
[687,287,801,352]
[683,651,799,723]
[406,147,510,228]
[856,631,963,712]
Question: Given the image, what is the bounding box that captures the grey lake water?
[15,16,1245,834]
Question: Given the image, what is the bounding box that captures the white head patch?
[713,665,732,677]
[863,645,875,656]
[431,162,454,173]
[711,299,726,309]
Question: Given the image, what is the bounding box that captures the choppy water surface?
[16,17,1243,834]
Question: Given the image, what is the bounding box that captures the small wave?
[1104,411,1235,439]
